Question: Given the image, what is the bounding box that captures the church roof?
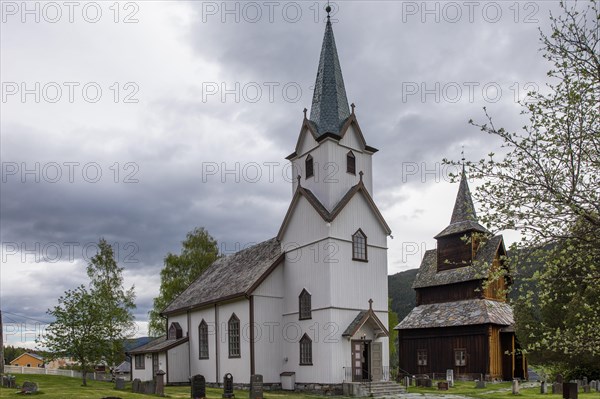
[412,235,504,289]
[277,180,392,240]
[394,298,514,330]
[309,16,350,135]
[127,335,189,354]
[342,309,389,339]
[435,172,489,238]
[162,238,283,315]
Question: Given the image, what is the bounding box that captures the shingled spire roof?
[435,171,489,238]
[309,15,350,135]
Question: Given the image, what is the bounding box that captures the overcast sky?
[1,0,562,347]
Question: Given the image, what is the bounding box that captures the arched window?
[305,155,314,179]
[347,151,356,174]
[168,322,183,340]
[352,229,368,261]
[299,289,312,320]
[198,320,209,359]
[299,334,313,365]
[228,314,240,358]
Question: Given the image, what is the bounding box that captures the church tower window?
[347,151,356,174]
[299,289,312,320]
[306,155,314,178]
[299,334,313,365]
[352,229,367,261]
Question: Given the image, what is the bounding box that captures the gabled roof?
[412,235,504,289]
[342,309,389,339]
[127,335,189,355]
[394,299,514,330]
[277,180,391,240]
[11,353,44,363]
[163,238,283,315]
[287,112,378,161]
[435,172,490,238]
[309,16,350,136]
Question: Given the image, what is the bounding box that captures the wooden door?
[351,340,364,382]
[371,342,383,381]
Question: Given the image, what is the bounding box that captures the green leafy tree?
[42,286,106,386]
[148,228,220,335]
[454,0,599,368]
[41,238,136,385]
[87,238,136,370]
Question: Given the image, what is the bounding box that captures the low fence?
[3,365,122,381]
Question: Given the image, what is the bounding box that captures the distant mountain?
[388,269,418,321]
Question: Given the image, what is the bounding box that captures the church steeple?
[309,12,350,135]
[435,171,489,239]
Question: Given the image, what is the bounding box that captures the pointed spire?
[450,172,477,224]
[434,169,489,239]
[309,11,350,135]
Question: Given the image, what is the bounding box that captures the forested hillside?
[387,269,418,321]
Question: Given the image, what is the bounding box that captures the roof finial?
[359,171,364,182]
[368,298,373,310]
[461,145,466,174]
[326,1,331,18]
[351,103,355,114]
[303,108,307,119]
[297,174,302,187]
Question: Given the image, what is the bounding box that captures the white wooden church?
[130,13,393,393]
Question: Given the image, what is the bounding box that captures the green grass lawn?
[2,374,599,399]
[0,374,326,399]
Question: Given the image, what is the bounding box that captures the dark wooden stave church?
[395,172,527,380]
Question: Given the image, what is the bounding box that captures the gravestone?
[192,374,206,399]
[438,381,449,391]
[115,377,125,390]
[250,374,263,399]
[553,383,563,395]
[21,381,38,394]
[557,374,564,384]
[476,380,487,389]
[512,380,520,395]
[403,376,410,387]
[223,373,235,399]
[416,376,432,387]
[2,375,16,388]
[541,381,548,394]
[132,378,141,393]
[446,369,454,387]
[563,382,578,399]
[583,385,590,393]
[583,377,588,386]
[155,370,166,396]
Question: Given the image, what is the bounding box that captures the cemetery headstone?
[446,369,454,387]
[132,378,141,393]
[250,374,263,399]
[155,370,166,397]
[557,374,564,384]
[583,377,588,386]
[476,380,486,389]
[223,373,235,399]
[512,380,520,395]
[541,381,548,394]
[437,382,449,391]
[192,374,206,399]
[563,382,578,399]
[553,383,563,395]
[144,380,155,395]
[21,381,38,394]
[583,385,590,393]
[403,376,410,388]
[115,377,125,390]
